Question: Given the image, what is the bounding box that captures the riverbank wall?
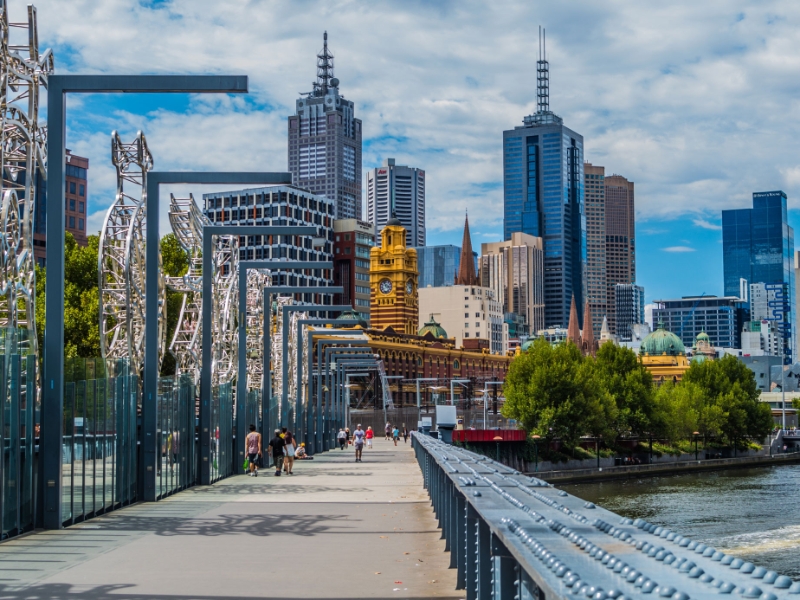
[534,451,800,484]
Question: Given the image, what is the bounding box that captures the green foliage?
[505,339,773,452]
[501,338,616,448]
[160,234,189,376]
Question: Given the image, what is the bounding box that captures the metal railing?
[412,432,800,599]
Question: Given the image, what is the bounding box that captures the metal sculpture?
[0,1,53,357]
[98,131,166,377]
[244,268,270,390]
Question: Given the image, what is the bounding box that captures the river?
[560,465,800,578]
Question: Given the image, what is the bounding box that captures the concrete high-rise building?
[614,283,645,342]
[480,232,545,338]
[34,149,89,265]
[723,191,795,363]
[605,174,636,335]
[415,245,476,289]
[287,32,362,219]
[584,163,606,337]
[333,219,375,322]
[795,250,800,356]
[366,158,425,247]
[502,30,585,329]
[203,185,334,304]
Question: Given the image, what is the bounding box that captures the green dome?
[418,315,448,339]
[336,309,368,328]
[639,322,686,357]
[521,338,535,351]
[695,331,710,344]
[691,353,708,364]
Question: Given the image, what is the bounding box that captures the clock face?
[379,278,392,294]
[406,280,414,295]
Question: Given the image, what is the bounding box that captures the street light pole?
[449,379,470,406]
[481,381,503,429]
[532,434,540,472]
[415,378,437,430]
[693,431,700,460]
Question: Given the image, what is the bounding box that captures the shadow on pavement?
[190,485,372,495]
[0,584,464,600]
[85,513,352,537]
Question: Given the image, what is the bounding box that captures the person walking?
[268,429,285,476]
[337,428,347,450]
[402,425,409,444]
[245,424,261,477]
[353,424,366,462]
[345,427,351,446]
[385,422,391,441]
[392,425,400,446]
[365,426,374,449]
[282,428,296,475]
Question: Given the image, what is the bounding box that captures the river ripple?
[560,465,800,578]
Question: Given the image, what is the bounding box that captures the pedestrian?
[282,427,296,475]
[353,424,366,462]
[402,425,408,444]
[385,422,391,441]
[245,424,261,477]
[337,428,347,450]
[345,427,351,446]
[392,425,400,446]
[365,426,374,449]
[268,429,285,476]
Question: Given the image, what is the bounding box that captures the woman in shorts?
[365,426,374,449]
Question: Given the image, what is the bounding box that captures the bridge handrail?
[412,432,800,599]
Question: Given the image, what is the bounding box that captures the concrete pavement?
[0,438,459,600]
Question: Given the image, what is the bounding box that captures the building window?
[465,333,470,337]
[454,359,460,369]
[465,323,469,328]
[465,313,469,318]
[69,199,75,211]
[69,216,75,228]
[78,201,84,213]
[79,184,85,197]
[344,247,351,255]
[69,182,76,194]
[78,218,84,231]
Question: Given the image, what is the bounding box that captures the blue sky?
[28,0,800,303]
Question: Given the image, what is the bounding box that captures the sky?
[28,0,800,303]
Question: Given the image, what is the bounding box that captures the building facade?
[203,185,334,303]
[722,191,795,363]
[34,149,89,265]
[615,283,645,342]
[366,158,425,247]
[502,48,585,330]
[480,232,545,337]
[741,320,781,357]
[333,219,374,322]
[583,163,606,337]
[415,245,475,289]
[287,33,362,219]
[651,296,748,350]
[369,217,419,334]
[605,174,636,334]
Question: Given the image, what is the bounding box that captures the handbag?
[243,458,249,470]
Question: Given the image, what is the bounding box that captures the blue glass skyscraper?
[502,33,585,328]
[722,191,795,362]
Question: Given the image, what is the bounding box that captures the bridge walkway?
[0,441,458,599]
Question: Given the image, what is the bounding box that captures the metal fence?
[413,432,800,599]
[156,374,198,499]
[209,382,233,483]
[350,406,512,435]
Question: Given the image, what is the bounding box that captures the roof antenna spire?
[537,26,549,114]
[315,30,335,96]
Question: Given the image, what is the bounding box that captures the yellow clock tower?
[370,217,419,334]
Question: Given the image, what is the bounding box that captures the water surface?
[561,465,800,578]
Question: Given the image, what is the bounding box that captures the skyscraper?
[288,32,362,219]
[605,174,636,334]
[614,283,645,342]
[480,232,545,337]
[366,158,425,247]
[584,163,606,337]
[722,191,795,362]
[502,29,585,329]
[415,245,473,289]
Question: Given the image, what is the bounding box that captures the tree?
[159,234,189,376]
[594,343,654,438]
[502,338,615,448]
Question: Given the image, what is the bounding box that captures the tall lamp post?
[493,435,503,462]
[532,434,540,472]
[693,431,700,460]
[480,381,504,429]
[449,379,471,406]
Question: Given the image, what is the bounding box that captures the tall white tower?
[366,158,425,247]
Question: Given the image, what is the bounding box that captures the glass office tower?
[722,191,795,362]
[502,53,585,328]
[415,245,477,289]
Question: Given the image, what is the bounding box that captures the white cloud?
[692,218,722,231]
[663,246,696,253]
[21,0,800,241]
